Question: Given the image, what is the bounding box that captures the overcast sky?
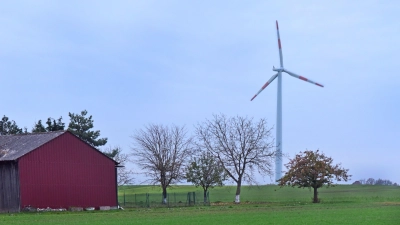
[1,1,399,184]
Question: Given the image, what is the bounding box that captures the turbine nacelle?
[272,66,283,72]
[270,66,324,88]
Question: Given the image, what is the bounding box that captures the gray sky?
[1,1,399,184]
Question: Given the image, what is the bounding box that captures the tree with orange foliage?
[278,150,351,203]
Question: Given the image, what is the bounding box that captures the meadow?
[0,185,399,224]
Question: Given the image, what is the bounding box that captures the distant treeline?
[353,178,398,186]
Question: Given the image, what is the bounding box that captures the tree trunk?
[203,189,208,203]
[313,187,318,203]
[235,179,241,203]
[162,187,167,204]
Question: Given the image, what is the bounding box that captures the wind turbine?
[250,21,324,182]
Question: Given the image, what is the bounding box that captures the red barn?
[0,131,118,212]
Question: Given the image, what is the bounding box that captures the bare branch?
[195,114,274,203]
[103,146,134,186]
[131,124,193,203]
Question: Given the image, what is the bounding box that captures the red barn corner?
[0,131,118,213]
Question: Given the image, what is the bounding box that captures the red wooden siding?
[18,132,117,209]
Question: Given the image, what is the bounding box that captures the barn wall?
[0,161,20,213]
[18,132,117,209]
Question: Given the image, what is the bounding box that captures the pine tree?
[32,120,47,132]
[32,117,65,133]
[68,110,107,148]
[0,115,23,135]
[46,117,65,131]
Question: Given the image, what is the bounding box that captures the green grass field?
[1,185,399,224]
[119,184,400,203]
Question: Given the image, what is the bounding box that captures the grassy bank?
[119,184,400,204]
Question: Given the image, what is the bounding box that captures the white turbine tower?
[251,21,324,182]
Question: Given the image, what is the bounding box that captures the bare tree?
[196,114,275,203]
[103,146,134,186]
[359,178,366,185]
[366,178,375,185]
[131,124,193,204]
[355,178,397,186]
[361,178,395,186]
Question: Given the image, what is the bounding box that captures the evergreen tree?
[68,110,107,148]
[46,117,65,131]
[32,117,65,133]
[32,120,47,132]
[0,115,23,135]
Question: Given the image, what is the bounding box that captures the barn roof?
[0,131,66,161]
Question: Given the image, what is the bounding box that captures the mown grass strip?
[1,202,399,225]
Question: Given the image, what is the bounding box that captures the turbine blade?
[276,20,284,67]
[283,69,324,87]
[250,73,279,101]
